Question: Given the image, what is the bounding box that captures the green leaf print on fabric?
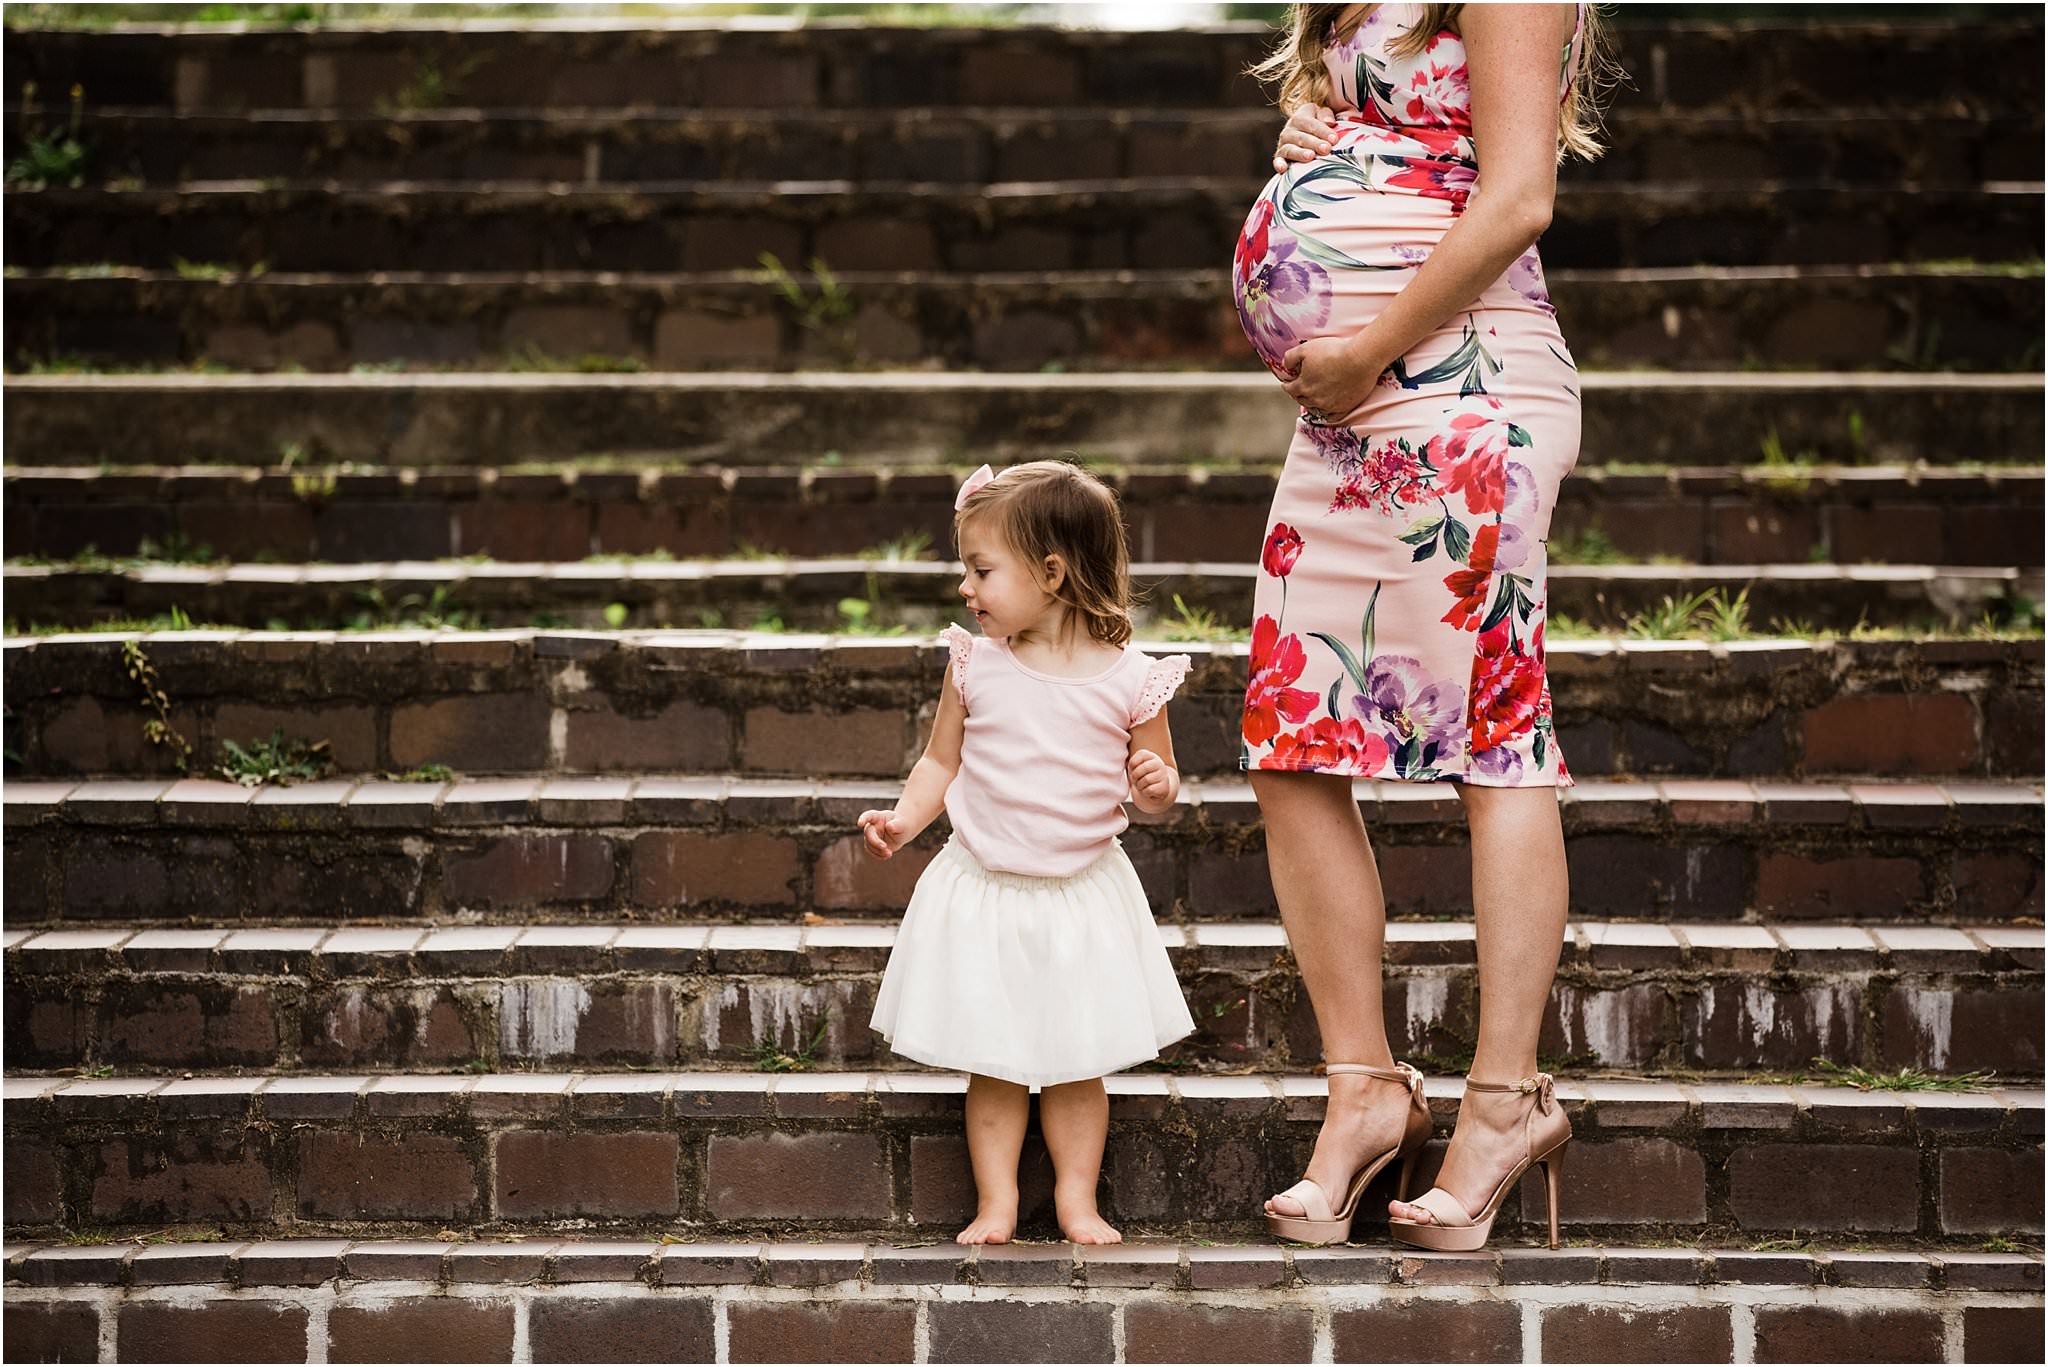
[1389,320,1503,398]
[1278,158,1412,273]
[1314,581,1382,720]
[1398,502,1471,565]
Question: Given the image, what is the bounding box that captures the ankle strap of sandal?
[1463,1071,1556,1113]
[1325,1061,1424,1096]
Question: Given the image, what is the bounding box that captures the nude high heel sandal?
[1265,1061,1434,1245]
[1388,1071,1572,1252]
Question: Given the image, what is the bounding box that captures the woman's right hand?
[857,808,908,860]
[1272,104,1338,173]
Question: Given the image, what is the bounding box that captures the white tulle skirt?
[870,836,1195,1090]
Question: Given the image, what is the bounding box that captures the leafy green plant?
[346,585,478,631]
[172,258,266,281]
[6,81,88,188]
[1547,526,1623,565]
[602,602,630,629]
[215,728,334,787]
[120,639,191,772]
[1623,588,1720,639]
[1695,584,1752,641]
[1160,592,1247,644]
[752,1020,829,1073]
[859,531,933,562]
[758,252,856,359]
[379,763,455,783]
[1810,1059,1996,1093]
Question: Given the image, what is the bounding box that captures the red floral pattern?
[1269,716,1392,774]
[1243,614,1320,747]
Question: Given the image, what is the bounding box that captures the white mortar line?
[95,1289,117,1364]
[306,1291,331,1364]
[1521,1297,1543,1364]
[912,1296,931,1364]
[511,1292,531,1364]
[1942,1306,1966,1364]
[713,1285,731,1367]
[1730,1300,1756,1364]
[1110,1298,1127,1363]
[1310,1298,1333,1364]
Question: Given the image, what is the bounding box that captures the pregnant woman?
[1233,3,1611,1249]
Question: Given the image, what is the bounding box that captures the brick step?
[7,559,2036,637]
[4,775,2039,927]
[11,105,2040,188]
[9,180,2041,274]
[9,462,2042,568]
[6,1238,2040,1367]
[6,629,2038,785]
[10,264,2042,375]
[6,371,2040,468]
[5,918,2038,1077]
[3,1071,2040,1243]
[8,19,2039,115]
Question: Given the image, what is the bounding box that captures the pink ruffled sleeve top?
[937,623,1193,879]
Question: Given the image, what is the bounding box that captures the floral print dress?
[1233,2,1584,786]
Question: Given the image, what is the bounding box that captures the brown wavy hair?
[1247,3,1618,163]
[954,460,1135,649]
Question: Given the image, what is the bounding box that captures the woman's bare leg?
[1040,1077,1120,1244]
[959,1074,1029,1244]
[1390,783,1568,1222]
[1252,769,1416,1219]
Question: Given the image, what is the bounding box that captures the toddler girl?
[861,459,1197,1246]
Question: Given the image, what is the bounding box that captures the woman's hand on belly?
[1273,103,1338,173]
[1280,332,1390,422]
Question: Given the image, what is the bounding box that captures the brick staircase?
[4,10,2043,1364]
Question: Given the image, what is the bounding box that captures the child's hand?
[857,808,909,860]
[1128,749,1177,807]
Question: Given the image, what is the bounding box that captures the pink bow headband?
[954,463,998,511]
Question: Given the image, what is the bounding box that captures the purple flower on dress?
[1508,247,1556,316]
[1234,198,1332,379]
[1472,744,1525,783]
[1504,460,1539,522]
[1352,654,1466,755]
[1302,421,1365,476]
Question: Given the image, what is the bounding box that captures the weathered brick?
[5,1138,63,1221]
[1883,984,2042,1074]
[1964,1305,2045,1364]
[1755,854,1923,919]
[296,1131,478,1220]
[729,1302,917,1364]
[1939,1148,2045,1234]
[500,978,677,1063]
[301,984,475,1067]
[529,1297,716,1364]
[496,1132,679,1218]
[1727,1143,1921,1232]
[389,694,550,770]
[117,1301,310,1364]
[706,1133,891,1220]
[1541,983,1668,1067]
[929,1301,1114,1365]
[563,701,731,771]
[443,833,616,908]
[99,984,278,1066]
[329,1298,516,1363]
[4,1301,100,1362]
[1334,1301,1522,1364]
[1682,981,1863,1071]
[1953,852,2044,919]
[1754,1307,1944,1364]
[214,702,378,771]
[1801,694,1979,774]
[630,831,800,909]
[1515,1137,1706,1225]
[743,705,908,776]
[1541,1306,1732,1363]
[91,1135,272,1223]
[812,835,939,910]
[1129,1303,1317,1363]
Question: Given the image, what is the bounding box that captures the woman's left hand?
[1280,335,1387,423]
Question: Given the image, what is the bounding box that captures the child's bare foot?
[956,1204,1017,1245]
[1056,1199,1122,1245]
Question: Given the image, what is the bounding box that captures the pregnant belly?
[1230,168,1557,379]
